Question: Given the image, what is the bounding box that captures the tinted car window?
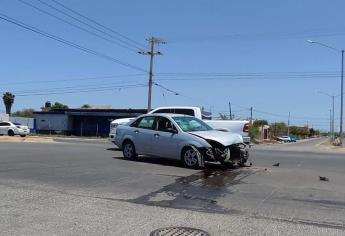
[153,109,170,114]
[137,117,155,129]
[153,108,195,116]
[0,122,10,126]
[156,117,176,132]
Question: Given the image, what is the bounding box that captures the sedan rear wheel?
[122,141,138,160]
[182,147,202,169]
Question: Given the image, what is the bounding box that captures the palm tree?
[2,92,15,115]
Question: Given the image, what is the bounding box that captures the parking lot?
[1,137,345,235]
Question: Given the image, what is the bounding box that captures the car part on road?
[319,176,329,181]
[122,141,138,160]
[150,227,209,236]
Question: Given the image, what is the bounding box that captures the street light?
[308,40,344,145]
[317,90,335,142]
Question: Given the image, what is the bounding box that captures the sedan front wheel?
[182,147,203,169]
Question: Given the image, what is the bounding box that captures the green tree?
[45,101,52,109]
[289,126,309,138]
[271,122,288,137]
[12,109,34,118]
[253,119,268,127]
[308,128,320,137]
[51,102,68,109]
[250,126,260,140]
[2,92,15,115]
[81,104,91,109]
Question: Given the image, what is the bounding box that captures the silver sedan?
[114,114,249,168]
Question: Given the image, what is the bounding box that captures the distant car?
[277,136,291,143]
[0,121,30,137]
[289,135,297,142]
[114,114,249,168]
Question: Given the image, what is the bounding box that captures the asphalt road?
[0,138,344,235]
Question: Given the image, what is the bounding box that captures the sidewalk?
[0,135,108,144]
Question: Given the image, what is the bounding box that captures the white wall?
[35,114,69,131]
[0,113,9,122]
[10,117,34,129]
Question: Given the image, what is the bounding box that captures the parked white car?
[114,114,249,168]
[109,118,135,144]
[0,121,30,137]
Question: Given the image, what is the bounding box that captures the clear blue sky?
[1,0,345,130]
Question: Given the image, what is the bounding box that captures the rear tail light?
[243,123,250,133]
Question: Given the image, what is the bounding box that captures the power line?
[49,0,147,49]
[2,71,338,86]
[0,74,146,86]
[156,76,338,81]
[154,71,340,81]
[166,27,345,43]
[17,0,139,53]
[6,81,146,94]
[41,0,146,51]
[15,84,147,96]
[253,108,334,121]
[0,13,147,72]
[154,82,179,95]
[157,71,339,76]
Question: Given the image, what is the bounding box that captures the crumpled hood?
[188,130,243,146]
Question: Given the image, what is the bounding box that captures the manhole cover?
[150,227,210,236]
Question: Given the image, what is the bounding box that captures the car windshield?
[172,116,213,132]
[14,123,22,126]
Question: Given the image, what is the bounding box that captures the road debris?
[319,176,329,181]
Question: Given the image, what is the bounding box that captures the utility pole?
[250,107,253,126]
[229,102,232,120]
[139,37,166,112]
[330,109,332,143]
[340,49,344,145]
[287,112,290,136]
[332,95,335,142]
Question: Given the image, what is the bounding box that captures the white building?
[0,113,9,122]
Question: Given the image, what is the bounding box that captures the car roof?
[141,113,193,118]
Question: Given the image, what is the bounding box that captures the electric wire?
[15,84,147,96]
[17,0,139,53]
[49,0,147,50]
[37,0,145,51]
[0,13,147,72]
[0,74,146,86]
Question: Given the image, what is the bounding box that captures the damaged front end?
[204,140,249,166]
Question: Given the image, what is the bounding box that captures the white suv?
[0,121,30,137]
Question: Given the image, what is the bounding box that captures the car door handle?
[134,130,139,134]
[154,133,160,138]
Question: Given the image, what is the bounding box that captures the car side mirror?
[166,128,177,134]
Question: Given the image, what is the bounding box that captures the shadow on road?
[112,155,239,170]
[107,147,122,151]
[112,155,184,168]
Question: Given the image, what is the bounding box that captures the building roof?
[34,108,147,117]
